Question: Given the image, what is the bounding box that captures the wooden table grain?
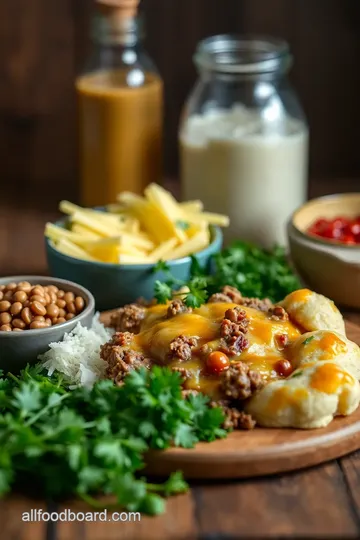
[1,185,360,540]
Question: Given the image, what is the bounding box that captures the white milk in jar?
[180,106,308,247]
[179,35,308,248]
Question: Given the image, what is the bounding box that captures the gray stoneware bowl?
[0,276,95,373]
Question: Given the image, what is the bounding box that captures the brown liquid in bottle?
[76,70,163,206]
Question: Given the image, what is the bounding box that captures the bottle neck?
[195,35,292,83]
[92,12,144,47]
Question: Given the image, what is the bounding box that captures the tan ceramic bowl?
[288,193,360,308]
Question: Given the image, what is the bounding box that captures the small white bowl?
[288,193,360,308]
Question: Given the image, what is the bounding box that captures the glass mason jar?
[179,35,308,248]
[76,7,163,206]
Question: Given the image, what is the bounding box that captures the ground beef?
[220,362,264,400]
[208,292,234,303]
[167,299,191,318]
[240,297,274,311]
[219,307,249,355]
[223,307,249,333]
[209,400,256,430]
[269,305,289,321]
[107,331,134,347]
[222,286,243,304]
[208,286,243,304]
[172,366,192,381]
[219,335,249,356]
[198,343,211,356]
[169,335,198,361]
[109,304,146,334]
[101,334,150,384]
[223,409,256,430]
[208,286,273,313]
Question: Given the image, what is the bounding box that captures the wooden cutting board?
[100,311,360,479]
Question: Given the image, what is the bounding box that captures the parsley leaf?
[184,277,208,308]
[302,336,315,345]
[152,260,171,274]
[154,280,172,304]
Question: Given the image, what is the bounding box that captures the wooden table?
[2,185,360,539]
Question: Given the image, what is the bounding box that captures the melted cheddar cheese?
[129,302,302,397]
[310,363,354,394]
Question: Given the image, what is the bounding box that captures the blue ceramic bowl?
[45,218,223,311]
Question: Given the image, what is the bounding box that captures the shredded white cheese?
[38,314,113,387]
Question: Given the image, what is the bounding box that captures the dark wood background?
[0,0,359,202]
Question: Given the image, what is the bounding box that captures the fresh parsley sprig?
[153,240,301,309]
[153,259,208,308]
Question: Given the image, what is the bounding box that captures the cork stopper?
[96,0,140,20]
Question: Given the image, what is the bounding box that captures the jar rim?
[194,34,291,74]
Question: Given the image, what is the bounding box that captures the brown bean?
[21,307,32,325]
[5,282,17,291]
[0,301,11,312]
[30,321,48,329]
[58,308,66,318]
[56,298,66,309]
[67,302,76,314]
[49,292,57,304]
[4,291,13,301]
[17,281,32,292]
[0,312,11,324]
[57,290,65,298]
[46,304,59,318]
[0,291,3,301]
[45,317,52,326]
[0,285,5,291]
[31,286,45,297]
[30,295,47,306]
[10,302,23,316]
[75,296,85,312]
[30,301,47,316]
[12,328,24,332]
[44,293,51,304]
[66,313,75,320]
[55,317,66,325]
[43,286,49,292]
[23,300,30,307]
[0,324,11,331]
[12,318,26,329]
[64,292,75,303]
[48,285,59,293]
[33,315,45,322]
[13,290,28,303]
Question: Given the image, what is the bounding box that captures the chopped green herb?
[290,370,303,378]
[152,260,171,274]
[0,365,225,515]
[205,241,301,303]
[154,240,300,309]
[302,336,315,346]
[154,280,173,304]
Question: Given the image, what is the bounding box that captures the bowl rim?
[290,192,360,250]
[0,275,95,338]
[45,220,223,269]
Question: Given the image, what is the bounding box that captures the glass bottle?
[179,35,308,248]
[76,0,163,206]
